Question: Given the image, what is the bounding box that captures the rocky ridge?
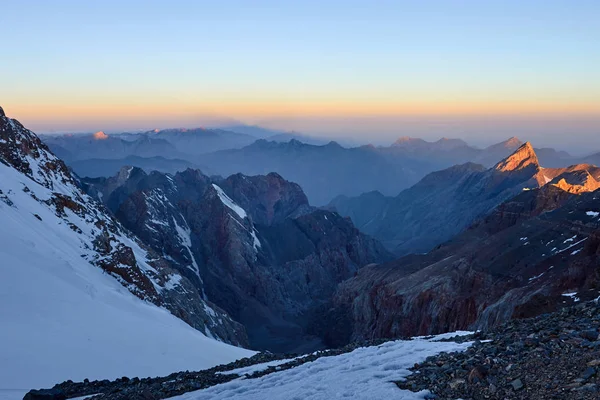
[0,106,248,346]
[82,165,392,352]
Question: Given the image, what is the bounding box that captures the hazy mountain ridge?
[43,126,590,207]
[41,126,256,174]
[195,135,586,205]
[68,155,207,178]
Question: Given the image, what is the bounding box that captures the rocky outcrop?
[399,301,600,399]
[217,172,311,225]
[0,107,249,347]
[473,184,577,235]
[551,170,600,194]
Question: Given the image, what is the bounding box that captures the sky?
[1,0,599,152]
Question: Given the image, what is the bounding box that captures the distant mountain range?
[330,143,600,255]
[69,155,207,178]
[43,127,594,207]
[196,136,580,205]
[43,127,257,161]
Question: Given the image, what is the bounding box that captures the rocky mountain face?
[0,106,249,347]
[82,166,392,352]
[321,174,600,346]
[331,143,600,256]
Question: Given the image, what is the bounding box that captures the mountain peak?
[93,131,109,140]
[325,140,343,148]
[503,136,523,148]
[494,142,539,173]
[393,136,424,146]
[0,106,5,117]
[0,108,73,190]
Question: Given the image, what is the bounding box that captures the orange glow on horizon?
[5,98,600,126]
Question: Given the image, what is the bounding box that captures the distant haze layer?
[10,108,600,155]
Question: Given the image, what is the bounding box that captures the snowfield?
[0,161,254,394]
[172,334,473,400]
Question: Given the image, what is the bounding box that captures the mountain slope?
[0,106,253,390]
[83,167,392,352]
[324,180,600,345]
[332,143,600,255]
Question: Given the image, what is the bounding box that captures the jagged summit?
[494,142,539,173]
[0,105,5,117]
[0,107,74,190]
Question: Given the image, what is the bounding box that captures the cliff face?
[326,185,600,345]
[84,167,392,352]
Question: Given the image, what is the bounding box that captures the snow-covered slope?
[0,107,254,391]
[172,334,472,400]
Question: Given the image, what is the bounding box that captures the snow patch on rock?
[212,184,247,219]
[172,334,473,400]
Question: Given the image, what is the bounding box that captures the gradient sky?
[2,0,599,152]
